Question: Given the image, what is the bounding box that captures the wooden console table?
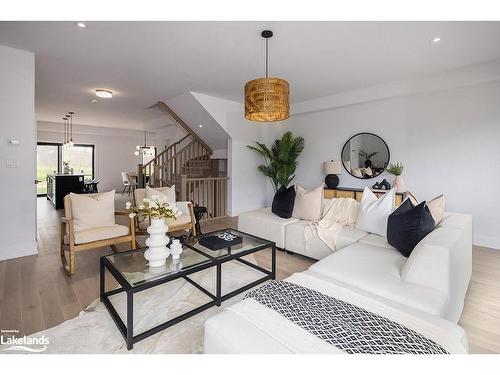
[324,187,405,207]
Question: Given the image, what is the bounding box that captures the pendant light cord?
[265,37,269,78]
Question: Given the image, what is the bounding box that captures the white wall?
[286,80,500,249]
[0,45,36,261]
[37,121,156,192]
[194,94,283,216]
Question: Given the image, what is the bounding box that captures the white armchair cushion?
[146,185,175,204]
[355,187,395,236]
[175,201,191,216]
[69,190,115,232]
[65,224,129,245]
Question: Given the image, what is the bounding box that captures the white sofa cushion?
[358,233,395,250]
[69,190,115,232]
[284,220,334,260]
[65,224,129,245]
[355,187,395,236]
[238,208,299,249]
[308,243,448,317]
[401,214,472,322]
[334,226,368,251]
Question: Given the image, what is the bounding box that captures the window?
[62,144,94,176]
[36,142,95,196]
[36,143,60,195]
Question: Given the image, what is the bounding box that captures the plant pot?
[364,159,372,168]
[394,175,407,193]
[144,218,170,267]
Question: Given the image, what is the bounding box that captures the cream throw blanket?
[305,198,359,251]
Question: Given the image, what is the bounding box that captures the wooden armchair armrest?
[114,211,136,240]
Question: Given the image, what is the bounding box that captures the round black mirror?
[341,133,390,179]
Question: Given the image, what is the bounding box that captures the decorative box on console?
[324,187,404,207]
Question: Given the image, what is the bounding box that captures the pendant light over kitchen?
[62,112,75,148]
[244,30,290,122]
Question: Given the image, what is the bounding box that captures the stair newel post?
[153,163,160,187]
[137,164,144,188]
[180,174,188,201]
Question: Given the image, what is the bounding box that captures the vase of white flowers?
[126,196,182,267]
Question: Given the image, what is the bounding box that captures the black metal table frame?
[100,229,276,350]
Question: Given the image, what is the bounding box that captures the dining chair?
[121,172,137,196]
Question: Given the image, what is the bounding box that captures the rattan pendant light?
[245,30,290,122]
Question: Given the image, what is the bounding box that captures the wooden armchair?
[133,188,197,239]
[60,193,136,276]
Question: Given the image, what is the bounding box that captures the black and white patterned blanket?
[244,281,448,354]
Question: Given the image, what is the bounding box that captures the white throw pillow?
[351,168,363,178]
[355,187,395,237]
[70,190,116,232]
[407,192,445,224]
[292,184,323,221]
[146,185,176,204]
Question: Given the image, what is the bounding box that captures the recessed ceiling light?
[432,37,441,43]
[199,124,203,128]
[76,22,86,28]
[95,89,113,98]
[91,98,98,103]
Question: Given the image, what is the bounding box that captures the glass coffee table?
[100,228,276,350]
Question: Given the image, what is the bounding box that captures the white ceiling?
[1,21,500,130]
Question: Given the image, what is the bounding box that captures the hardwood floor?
[0,197,499,353]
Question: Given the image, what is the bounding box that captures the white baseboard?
[474,235,500,250]
[0,240,38,262]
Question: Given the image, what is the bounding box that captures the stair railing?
[180,175,229,219]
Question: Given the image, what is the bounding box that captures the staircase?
[137,101,228,219]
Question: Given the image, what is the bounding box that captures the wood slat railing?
[180,175,229,219]
[138,135,212,188]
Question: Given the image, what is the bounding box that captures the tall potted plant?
[247,131,305,218]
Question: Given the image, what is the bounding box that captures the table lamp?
[323,160,342,189]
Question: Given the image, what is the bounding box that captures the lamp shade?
[323,160,342,175]
[244,78,290,122]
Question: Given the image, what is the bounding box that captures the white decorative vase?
[144,218,170,267]
[394,175,407,193]
[170,239,183,260]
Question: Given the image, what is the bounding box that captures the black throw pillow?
[271,185,296,219]
[387,198,435,257]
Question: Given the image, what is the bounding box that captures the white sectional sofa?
[237,207,472,323]
[204,271,469,354]
[204,206,472,353]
